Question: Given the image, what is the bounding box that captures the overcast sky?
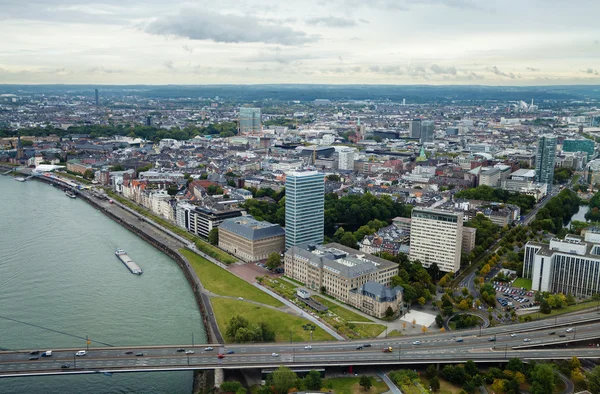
[1,0,599,85]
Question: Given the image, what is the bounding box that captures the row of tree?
[225,315,275,343]
[454,185,537,214]
[531,189,580,233]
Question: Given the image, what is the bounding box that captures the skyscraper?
[409,208,463,273]
[94,89,99,107]
[534,134,557,185]
[409,119,421,139]
[285,171,324,248]
[239,107,261,134]
[420,120,434,143]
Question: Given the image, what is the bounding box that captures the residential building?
[462,227,477,254]
[563,139,594,159]
[284,243,402,318]
[239,107,261,134]
[409,119,421,139]
[188,206,242,239]
[534,134,557,185]
[409,208,463,273]
[523,229,600,297]
[338,148,355,171]
[66,159,92,175]
[420,120,434,143]
[285,171,324,248]
[218,216,285,262]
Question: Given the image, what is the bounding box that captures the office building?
[409,208,463,273]
[462,227,477,254]
[285,171,324,248]
[523,229,600,297]
[563,139,595,159]
[420,120,434,143]
[338,148,355,170]
[218,216,285,262]
[409,119,421,139]
[479,167,501,187]
[285,243,402,318]
[188,206,242,239]
[94,88,99,106]
[534,135,557,185]
[239,107,261,134]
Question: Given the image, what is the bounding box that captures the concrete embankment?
[32,175,217,393]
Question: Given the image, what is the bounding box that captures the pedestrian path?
[377,371,403,394]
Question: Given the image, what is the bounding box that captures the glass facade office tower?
[534,135,557,185]
[285,171,324,248]
[239,107,261,134]
[420,120,434,143]
[409,119,421,139]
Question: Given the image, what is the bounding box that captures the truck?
[41,351,52,357]
[382,347,393,353]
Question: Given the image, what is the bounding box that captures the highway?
[2,311,600,377]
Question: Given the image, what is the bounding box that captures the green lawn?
[387,330,403,337]
[263,277,297,299]
[351,323,387,338]
[211,298,334,343]
[312,296,372,323]
[181,249,282,307]
[322,377,388,394]
[513,278,532,290]
[420,376,463,394]
[529,299,600,319]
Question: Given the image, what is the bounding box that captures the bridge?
[2,311,600,378]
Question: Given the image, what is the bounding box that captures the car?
[304,345,312,350]
[455,338,464,342]
[566,328,573,333]
[510,333,517,337]
[523,338,531,342]
[176,348,186,352]
[549,332,555,335]
[136,353,145,357]
[363,344,372,347]
[204,347,214,351]
[185,350,194,354]
[218,354,225,359]
[29,350,39,355]
[412,341,421,345]
[559,334,567,338]
[271,353,279,357]
[124,351,133,355]
[356,346,363,350]
[61,364,71,369]
[28,356,39,360]
[238,297,244,300]
[75,350,87,357]
[226,350,235,354]
[489,337,496,342]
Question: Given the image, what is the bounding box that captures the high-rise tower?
[285,171,324,248]
[534,135,557,185]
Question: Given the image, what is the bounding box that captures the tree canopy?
[454,185,536,214]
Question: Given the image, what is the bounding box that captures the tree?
[491,379,506,394]
[430,376,440,392]
[531,364,555,394]
[226,315,249,338]
[167,185,179,196]
[435,314,444,328]
[208,228,219,245]
[426,364,438,379]
[110,164,124,171]
[568,356,581,372]
[589,365,600,394]
[539,299,551,314]
[266,252,282,270]
[385,306,394,318]
[304,370,322,390]
[326,174,340,182]
[83,169,95,180]
[465,360,478,377]
[272,366,298,394]
[359,375,372,391]
[221,381,243,392]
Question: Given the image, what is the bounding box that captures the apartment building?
[218,216,285,262]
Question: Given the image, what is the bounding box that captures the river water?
[0,176,206,393]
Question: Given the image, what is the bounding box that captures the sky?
[1,0,599,85]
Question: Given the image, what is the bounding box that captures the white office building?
[338,148,355,170]
[524,229,600,297]
[409,208,463,273]
[285,171,324,248]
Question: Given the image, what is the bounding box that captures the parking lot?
[494,284,537,310]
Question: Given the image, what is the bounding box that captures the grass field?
[322,377,389,394]
[512,278,532,290]
[387,330,403,337]
[181,249,282,307]
[528,299,599,319]
[351,323,387,338]
[211,298,334,343]
[312,296,372,323]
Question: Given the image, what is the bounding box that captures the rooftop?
[220,215,285,241]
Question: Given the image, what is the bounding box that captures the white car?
[75,350,87,357]
[204,347,214,351]
[185,350,194,354]
[304,345,312,350]
[510,333,517,337]
[566,328,573,333]
[271,353,279,357]
[412,341,421,345]
[523,338,531,342]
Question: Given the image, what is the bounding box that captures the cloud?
[145,9,317,45]
[583,68,600,75]
[305,16,358,28]
[181,45,194,53]
[486,65,516,79]
[86,66,125,74]
[526,67,540,72]
[241,47,318,64]
[163,60,175,70]
[430,64,457,75]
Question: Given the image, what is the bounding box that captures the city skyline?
[1,0,599,85]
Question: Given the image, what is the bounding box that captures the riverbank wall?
[32,175,217,393]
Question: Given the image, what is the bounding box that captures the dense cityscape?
[1,84,600,394]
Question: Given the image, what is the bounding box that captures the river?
[0,176,206,393]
